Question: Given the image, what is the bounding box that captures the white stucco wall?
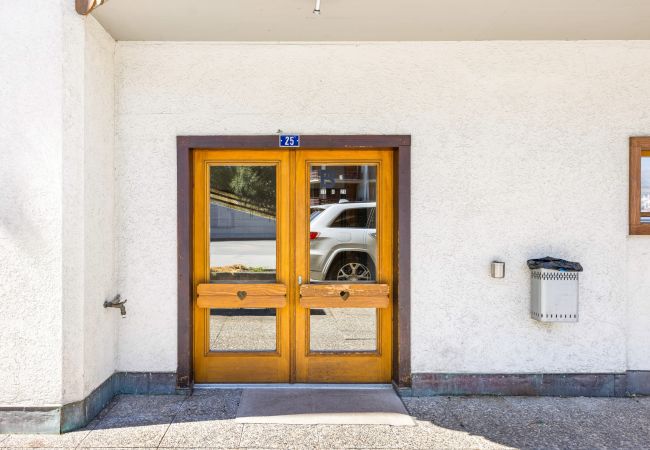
[627,238,650,370]
[114,41,650,375]
[0,1,117,406]
[0,0,66,406]
[61,0,87,406]
[60,11,118,404]
[81,16,118,398]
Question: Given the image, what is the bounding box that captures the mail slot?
[300,283,390,308]
[196,283,287,309]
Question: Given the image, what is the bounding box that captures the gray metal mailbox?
[530,268,579,322]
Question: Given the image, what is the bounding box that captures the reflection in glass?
[308,165,377,282]
[209,308,276,352]
[209,166,276,281]
[642,156,650,223]
[310,308,377,352]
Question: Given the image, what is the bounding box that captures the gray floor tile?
[317,424,396,448]
[175,391,241,421]
[392,421,509,449]
[158,419,242,448]
[406,396,650,450]
[78,415,171,448]
[6,393,650,449]
[239,423,319,449]
[402,396,463,429]
[317,422,507,449]
[0,428,90,448]
[77,448,153,450]
[104,394,186,419]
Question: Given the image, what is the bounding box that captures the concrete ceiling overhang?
[91,0,650,41]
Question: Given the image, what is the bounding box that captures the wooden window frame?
[630,137,650,235]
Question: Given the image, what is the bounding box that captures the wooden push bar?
[196,283,287,308]
[300,283,390,308]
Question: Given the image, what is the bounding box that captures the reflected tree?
[211,166,276,214]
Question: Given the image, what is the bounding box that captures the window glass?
[308,164,379,353]
[209,165,276,282]
[310,308,377,352]
[208,165,278,353]
[310,208,325,221]
[367,207,376,229]
[308,164,377,283]
[330,208,371,228]
[209,308,276,352]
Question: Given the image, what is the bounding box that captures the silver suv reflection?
[309,201,376,282]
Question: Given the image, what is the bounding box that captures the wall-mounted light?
[491,261,505,278]
[313,0,321,15]
[76,0,107,15]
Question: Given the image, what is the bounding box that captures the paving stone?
[0,428,89,448]
[318,421,511,449]
[406,396,650,450]
[6,392,650,449]
[393,420,509,449]
[317,424,401,449]
[239,423,319,449]
[176,390,241,421]
[402,396,463,429]
[78,415,171,448]
[158,419,242,448]
[103,394,185,419]
[77,448,153,450]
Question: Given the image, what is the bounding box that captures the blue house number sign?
[279,135,300,147]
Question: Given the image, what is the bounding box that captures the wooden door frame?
[176,135,411,390]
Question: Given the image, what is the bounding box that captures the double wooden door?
[192,148,393,383]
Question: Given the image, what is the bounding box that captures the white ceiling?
[92,0,650,41]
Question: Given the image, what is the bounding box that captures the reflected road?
[210,239,276,268]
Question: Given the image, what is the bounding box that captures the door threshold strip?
[194,383,393,390]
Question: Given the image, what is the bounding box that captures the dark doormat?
[235,388,415,426]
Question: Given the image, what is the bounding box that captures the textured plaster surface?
[61,11,118,404]
[114,41,650,373]
[116,42,650,372]
[61,0,87,406]
[0,2,118,407]
[0,0,65,405]
[626,237,650,369]
[81,15,118,400]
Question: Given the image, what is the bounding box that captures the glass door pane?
[210,165,277,281]
[310,308,377,352]
[209,165,277,352]
[308,164,379,352]
[309,165,377,282]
